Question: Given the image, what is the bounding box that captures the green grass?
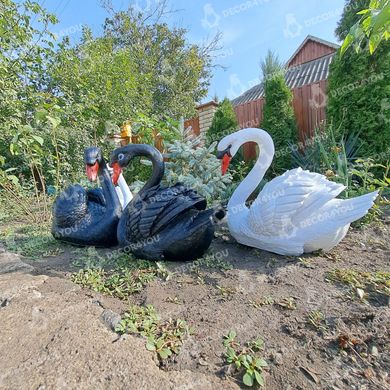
[0,222,64,259]
[115,304,191,360]
[326,268,390,300]
[71,262,167,299]
[71,246,158,270]
[307,310,328,333]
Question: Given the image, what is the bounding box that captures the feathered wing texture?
[52,184,88,228]
[248,168,346,236]
[122,183,207,244]
[86,188,106,206]
[306,191,379,232]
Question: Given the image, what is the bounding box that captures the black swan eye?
[118,153,125,161]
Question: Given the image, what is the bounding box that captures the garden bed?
[0,216,389,389]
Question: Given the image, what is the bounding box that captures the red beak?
[111,162,122,185]
[86,161,99,182]
[221,154,231,175]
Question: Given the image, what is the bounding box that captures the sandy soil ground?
[0,219,389,390]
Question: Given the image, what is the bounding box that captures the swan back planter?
[110,144,222,261]
[217,128,378,256]
[51,147,123,247]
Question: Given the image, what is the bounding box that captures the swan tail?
[307,190,378,230]
[143,209,214,261]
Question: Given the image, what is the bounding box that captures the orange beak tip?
[111,162,122,185]
[86,162,99,182]
[221,154,231,175]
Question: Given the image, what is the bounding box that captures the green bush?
[206,98,238,146]
[164,137,233,202]
[327,0,390,163]
[261,75,297,175]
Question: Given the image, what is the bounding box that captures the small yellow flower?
[331,146,341,153]
[325,169,335,178]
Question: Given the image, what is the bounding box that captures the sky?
[41,0,346,103]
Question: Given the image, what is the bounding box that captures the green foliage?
[341,0,390,55]
[261,73,297,175]
[336,0,370,40]
[103,6,214,118]
[0,0,57,134]
[0,0,214,208]
[71,264,161,299]
[327,1,390,163]
[115,304,191,360]
[260,50,283,79]
[206,98,238,146]
[349,158,389,195]
[290,125,360,187]
[164,137,233,202]
[223,330,267,387]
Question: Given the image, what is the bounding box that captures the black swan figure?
[110,144,223,261]
[51,147,122,247]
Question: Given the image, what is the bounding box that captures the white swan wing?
[248,168,346,236]
[304,190,378,231]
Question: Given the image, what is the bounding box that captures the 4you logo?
[309,84,328,109]
[201,3,221,29]
[283,14,303,39]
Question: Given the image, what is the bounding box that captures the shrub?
[206,98,238,146]
[261,74,297,175]
[164,136,233,202]
[327,0,390,163]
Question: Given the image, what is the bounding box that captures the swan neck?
[121,144,164,193]
[229,131,274,210]
[99,158,121,209]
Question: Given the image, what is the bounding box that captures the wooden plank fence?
[234,80,328,160]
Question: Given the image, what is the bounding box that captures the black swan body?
[51,147,122,247]
[110,144,221,261]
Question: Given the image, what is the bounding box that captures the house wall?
[288,41,335,67]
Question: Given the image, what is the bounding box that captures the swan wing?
[248,168,346,236]
[52,184,89,228]
[304,190,378,231]
[87,188,106,206]
[123,183,206,242]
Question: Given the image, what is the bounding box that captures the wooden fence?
[184,116,200,136]
[120,129,164,152]
[234,80,328,160]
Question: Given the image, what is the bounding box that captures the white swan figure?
[217,128,378,256]
[108,165,133,208]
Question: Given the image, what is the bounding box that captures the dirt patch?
[0,219,389,389]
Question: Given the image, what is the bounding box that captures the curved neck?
[228,129,275,210]
[98,158,121,209]
[121,144,164,193]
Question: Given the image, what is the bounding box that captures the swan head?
[217,128,275,174]
[110,146,133,185]
[84,147,103,182]
[216,132,241,175]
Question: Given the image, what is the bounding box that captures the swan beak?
[221,154,231,175]
[111,162,122,185]
[86,161,99,182]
